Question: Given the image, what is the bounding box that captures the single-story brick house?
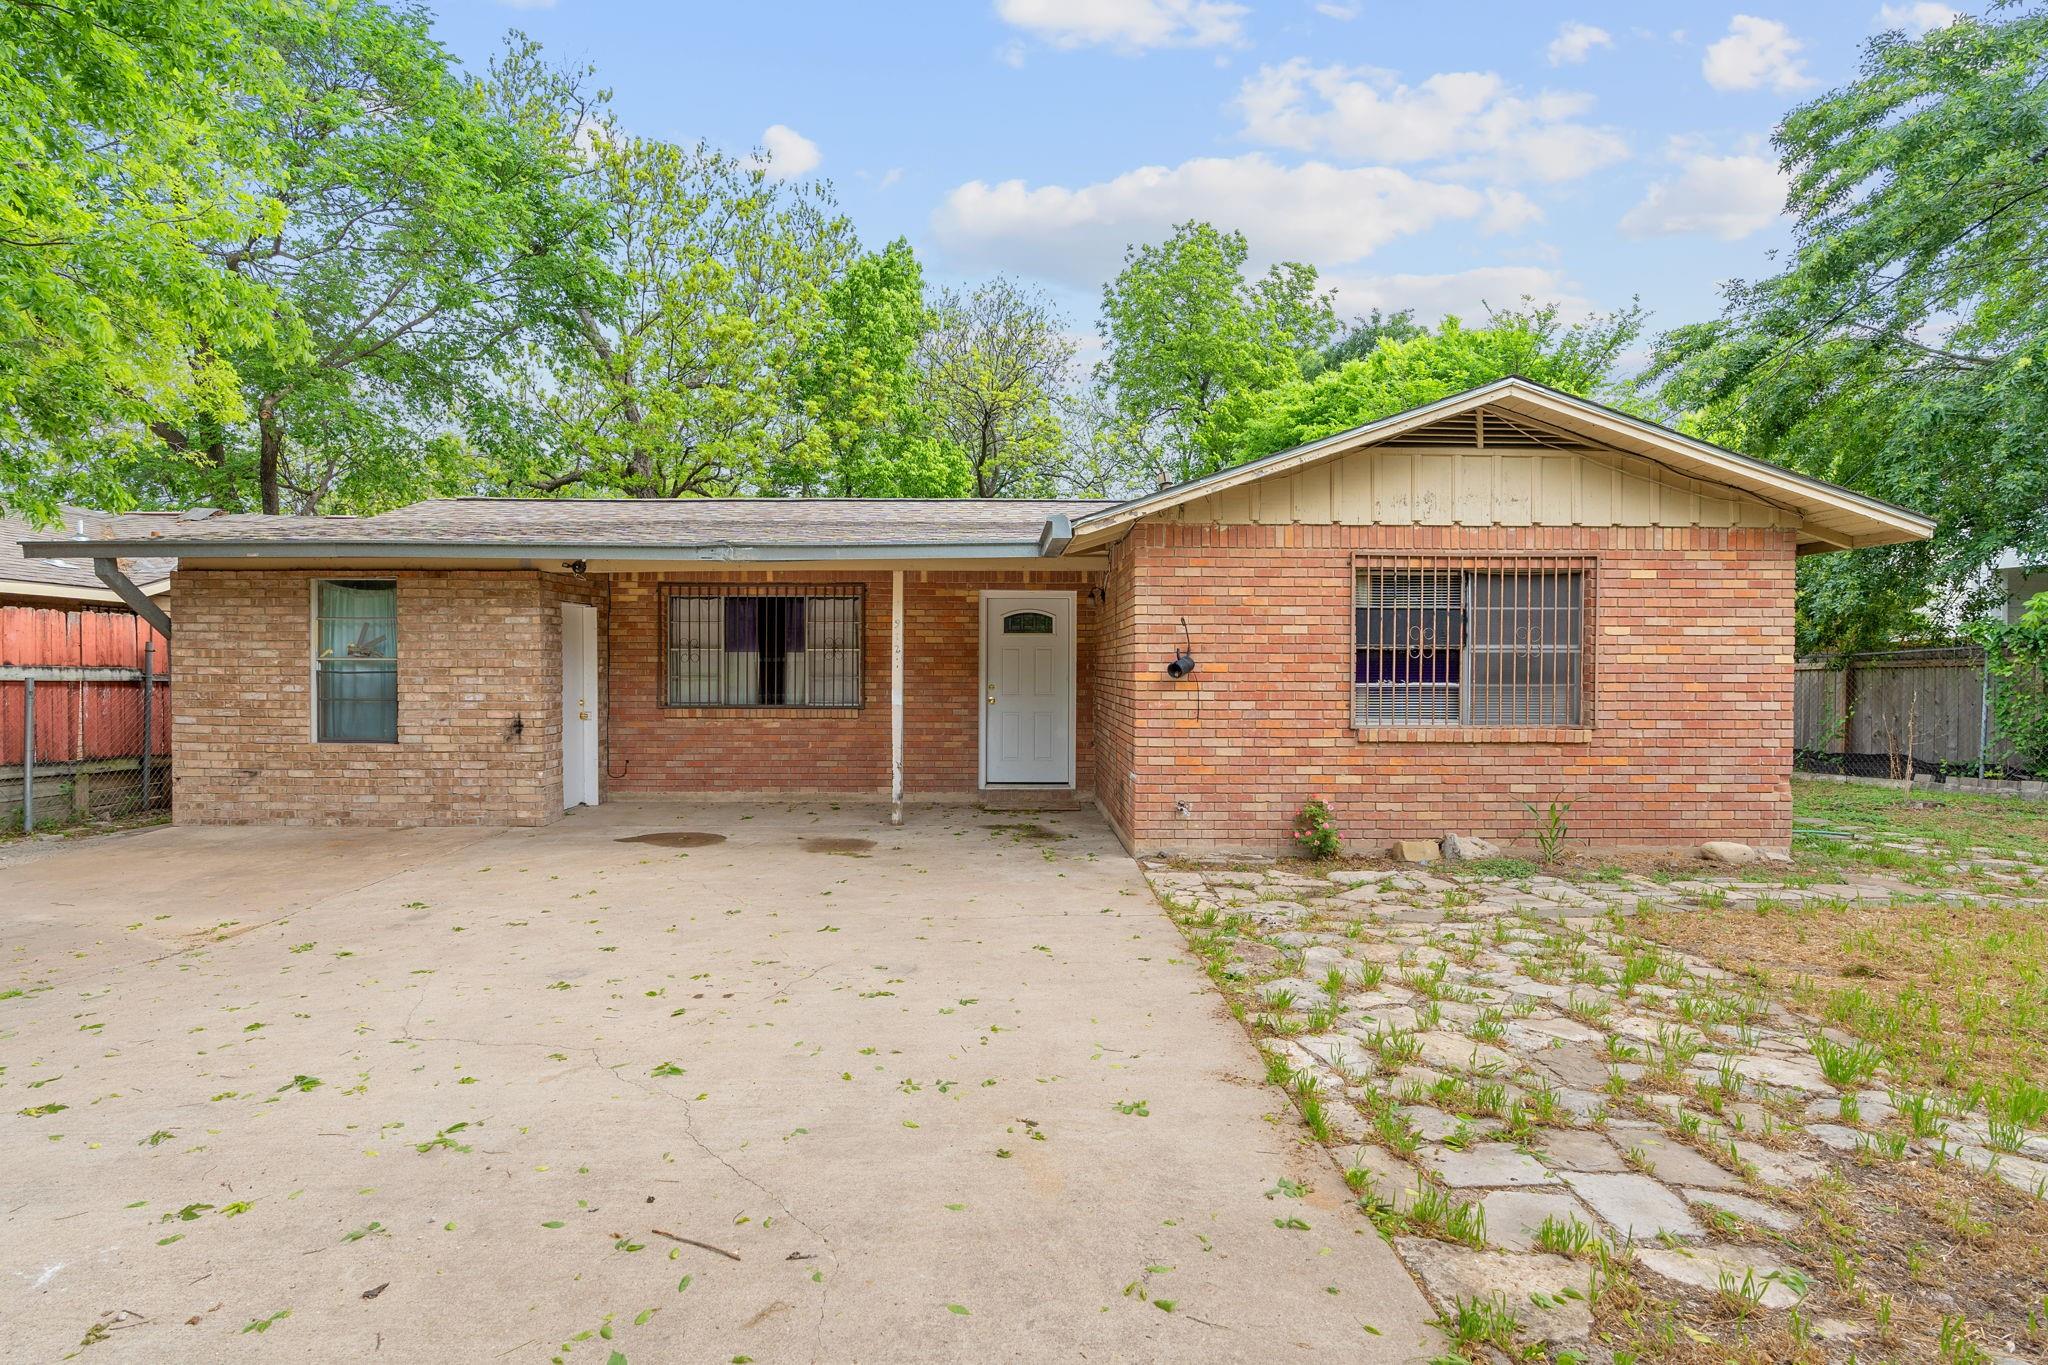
[19,380,1932,854]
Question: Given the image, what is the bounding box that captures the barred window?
[1354,556,1591,728]
[664,586,863,708]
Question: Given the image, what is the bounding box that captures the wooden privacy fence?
[1,603,172,829]
[1793,646,2016,777]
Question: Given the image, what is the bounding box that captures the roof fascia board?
[21,539,1050,563]
[1068,378,1934,545]
[0,579,128,604]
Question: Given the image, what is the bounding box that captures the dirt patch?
[615,832,727,849]
[983,822,1070,843]
[1632,894,2048,1092]
[800,836,874,856]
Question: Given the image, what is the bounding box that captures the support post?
[141,639,155,808]
[889,568,904,827]
[93,558,171,640]
[21,677,33,833]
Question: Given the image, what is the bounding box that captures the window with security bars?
[1353,557,1591,728]
[664,587,864,708]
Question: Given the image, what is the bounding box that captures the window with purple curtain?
[666,588,861,707]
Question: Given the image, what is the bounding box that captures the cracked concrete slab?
[0,801,1435,1364]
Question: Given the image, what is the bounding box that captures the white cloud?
[993,0,1247,51]
[931,153,1526,287]
[1547,21,1613,66]
[1876,2,1958,35]
[997,39,1027,67]
[1315,2,1359,18]
[1702,15,1815,93]
[753,124,821,180]
[1235,60,1628,183]
[1619,143,1787,240]
[1323,265,1595,326]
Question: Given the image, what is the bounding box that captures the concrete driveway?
[1,801,1433,1363]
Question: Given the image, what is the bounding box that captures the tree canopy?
[1093,221,1336,487]
[1211,303,1643,464]
[1646,6,2048,651]
[17,0,2030,654]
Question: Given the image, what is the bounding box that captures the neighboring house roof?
[1064,377,1935,554]
[0,506,176,603]
[11,381,1934,568]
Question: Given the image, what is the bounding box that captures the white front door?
[981,591,1074,786]
[561,602,599,809]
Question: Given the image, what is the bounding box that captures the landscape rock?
[1391,838,1441,864]
[1636,1246,1805,1308]
[1395,1240,1593,1354]
[1679,1188,1800,1232]
[1700,841,1761,865]
[1441,833,1503,861]
[1559,1171,1703,1239]
[1478,1188,1593,1252]
[1422,1144,1559,1188]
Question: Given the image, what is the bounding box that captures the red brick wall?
[604,569,1099,797]
[1093,539,1139,846]
[170,569,569,826]
[1108,522,1796,855]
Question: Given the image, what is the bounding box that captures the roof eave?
[1066,376,1937,550]
[18,538,1058,563]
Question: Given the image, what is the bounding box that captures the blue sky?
[426,0,1972,355]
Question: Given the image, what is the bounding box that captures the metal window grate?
[663,585,864,709]
[1353,555,1592,728]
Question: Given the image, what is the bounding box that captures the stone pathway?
[1147,850,2048,1362]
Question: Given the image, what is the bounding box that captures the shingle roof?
[20,498,1115,557]
[1,507,175,593]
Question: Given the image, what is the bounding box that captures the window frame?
[1349,552,1597,742]
[658,583,867,712]
[310,577,400,745]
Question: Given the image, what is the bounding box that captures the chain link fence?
[2,644,170,833]
[1794,646,2031,782]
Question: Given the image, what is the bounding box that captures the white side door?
[981,592,1074,786]
[561,602,599,809]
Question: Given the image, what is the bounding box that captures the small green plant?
[1811,1035,1883,1088]
[1433,1292,1522,1353]
[1291,799,1342,860]
[1523,798,1572,865]
[1409,1183,1487,1249]
[1533,1214,1599,1258]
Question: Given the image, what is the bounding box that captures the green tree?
[1646,8,2048,652]
[771,238,968,497]
[1319,308,1427,371]
[0,0,283,521]
[507,133,854,498]
[202,12,597,514]
[1212,303,1643,464]
[1094,221,1336,486]
[919,278,1075,497]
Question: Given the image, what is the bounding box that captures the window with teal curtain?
[316,580,398,742]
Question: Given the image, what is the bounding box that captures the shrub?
[1292,799,1341,860]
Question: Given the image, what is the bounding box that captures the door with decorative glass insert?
[980,591,1074,786]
